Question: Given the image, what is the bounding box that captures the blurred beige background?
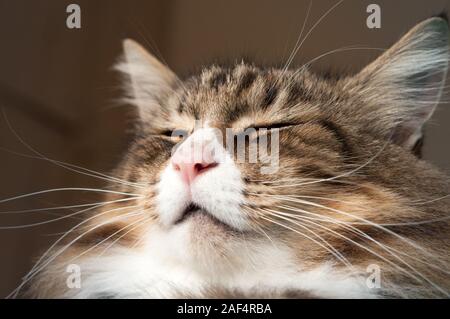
[0,0,449,297]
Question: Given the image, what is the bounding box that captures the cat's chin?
[176,207,236,233]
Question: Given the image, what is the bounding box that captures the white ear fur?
[116,39,177,121]
[355,17,449,149]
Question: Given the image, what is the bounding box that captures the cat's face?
[85,17,449,296]
[120,59,360,249]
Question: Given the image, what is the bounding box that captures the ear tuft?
[116,39,177,122]
[434,11,448,24]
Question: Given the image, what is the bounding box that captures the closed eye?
[246,122,299,131]
[160,129,190,138]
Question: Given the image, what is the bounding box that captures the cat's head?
[109,17,449,295]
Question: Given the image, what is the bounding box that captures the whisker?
[0,188,142,204]
[1,109,146,189]
[379,216,450,226]
[0,146,147,189]
[0,197,139,230]
[70,214,150,262]
[246,206,352,268]
[413,194,450,205]
[0,199,139,215]
[294,45,385,76]
[268,194,442,258]
[248,216,278,248]
[274,194,450,226]
[99,216,155,256]
[252,184,450,227]
[256,207,353,269]
[284,0,345,72]
[275,0,313,84]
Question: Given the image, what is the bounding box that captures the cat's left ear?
[116,39,178,122]
[350,17,449,150]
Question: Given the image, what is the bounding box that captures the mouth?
[175,203,236,231]
[175,203,202,224]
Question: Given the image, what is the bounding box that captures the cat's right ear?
[116,39,177,121]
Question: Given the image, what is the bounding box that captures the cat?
[21,16,449,299]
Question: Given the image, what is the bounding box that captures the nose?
[171,138,219,184]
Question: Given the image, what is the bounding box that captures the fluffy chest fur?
[64,223,373,299]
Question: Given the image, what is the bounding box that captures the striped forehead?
[174,64,322,125]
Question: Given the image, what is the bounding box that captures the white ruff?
[64,224,375,299]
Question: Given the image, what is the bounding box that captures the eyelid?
[246,122,299,131]
[160,129,190,137]
[161,123,297,136]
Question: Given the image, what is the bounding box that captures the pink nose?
[171,143,218,184]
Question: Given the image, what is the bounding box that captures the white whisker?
[284,0,345,72]
[1,109,146,189]
[70,214,150,262]
[0,188,142,204]
[246,206,352,268]
[0,199,138,215]
[269,195,435,257]
[97,216,153,258]
[0,197,139,229]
